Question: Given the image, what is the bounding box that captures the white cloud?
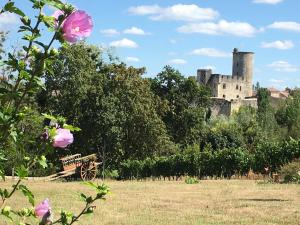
[123,27,149,35]
[177,20,258,37]
[268,22,300,32]
[253,0,283,4]
[190,48,231,58]
[268,61,298,72]
[100,29,120,36]
[109,38,138,48]
[128,5,162,15]
[126,57,140,62]
[270,79,285,83]
[0,12,19,29]
[168,59,187,65]
[128,4,219,22]
[261,40,294,50]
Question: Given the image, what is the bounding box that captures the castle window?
[236,84,239,90]
[223,84,226,89]
[240,86,242,91]
[223,95,226,98]
[236,95,239,98]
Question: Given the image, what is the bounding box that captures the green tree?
[40,43,175,168]
[256,88,280,141]
[150,65,211,145]
[276,89,300,138]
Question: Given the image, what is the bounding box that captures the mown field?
[1,180,300,225]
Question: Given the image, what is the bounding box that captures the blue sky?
[1,0,300,89]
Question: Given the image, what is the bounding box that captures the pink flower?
[53,128,74,148]
[62,10,93,43]
[35,199,51,218]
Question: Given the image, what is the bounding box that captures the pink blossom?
[62,10,93,43]
[53,128,74,148]
[35,199,50,218]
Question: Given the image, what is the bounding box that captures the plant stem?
[0,179,21,210]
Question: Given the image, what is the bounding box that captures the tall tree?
[40,43,175,168]
[150,65,211,145]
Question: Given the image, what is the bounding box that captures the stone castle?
[196,48,257,116]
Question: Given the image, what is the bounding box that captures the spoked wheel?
[80,161,97,181]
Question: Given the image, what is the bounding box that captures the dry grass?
[1,179,300,225]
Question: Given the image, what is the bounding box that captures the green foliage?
[185,176,199,184]
[276,89,300,138]
[118,138,300,180]
[279,160,300,183]
[40,43,175,167]
[0,1,109,224]
[150,65,211,145]
[103,169,119,180]
[118,145,252,180]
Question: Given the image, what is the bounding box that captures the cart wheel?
[80,161,97,181]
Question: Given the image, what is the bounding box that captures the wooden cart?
[46,154,100,181]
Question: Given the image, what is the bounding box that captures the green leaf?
[0,188,9,199]
[83,181,98,190]
[85,196,93,204]
[38,156,47,169]
[3,2,25,17]
[42,113,56,121]
[1,206,12,221]
[41,0,65,10]
[19,70,31,80]
[41,15,55,28]
[85,206,95,215]
[10,131,17,142]
[16,165,28,179]
[18,185,35,206]
[63,124,81,132]
[79,193,87,202]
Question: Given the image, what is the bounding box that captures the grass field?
[1,179,300,225]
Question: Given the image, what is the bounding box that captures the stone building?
[196,48,257,116]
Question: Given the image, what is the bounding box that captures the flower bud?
[49,48,58,56]
[24,156,30,161]
[31,46,41,55]
[2,206,11,214]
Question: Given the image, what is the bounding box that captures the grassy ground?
[1,179,300,225]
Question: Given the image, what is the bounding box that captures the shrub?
[185,176,199,184]
[280,160,300,183]
[103,169,119,180]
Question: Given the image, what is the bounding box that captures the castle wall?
[210,98,232,117]
[207,74,252,100]
[211,98,257,117]
[230,98,257,114]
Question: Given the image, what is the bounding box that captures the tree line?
[2,42,300,178]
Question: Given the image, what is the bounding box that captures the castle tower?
[232,48,254,83]
[197,69,212,85]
